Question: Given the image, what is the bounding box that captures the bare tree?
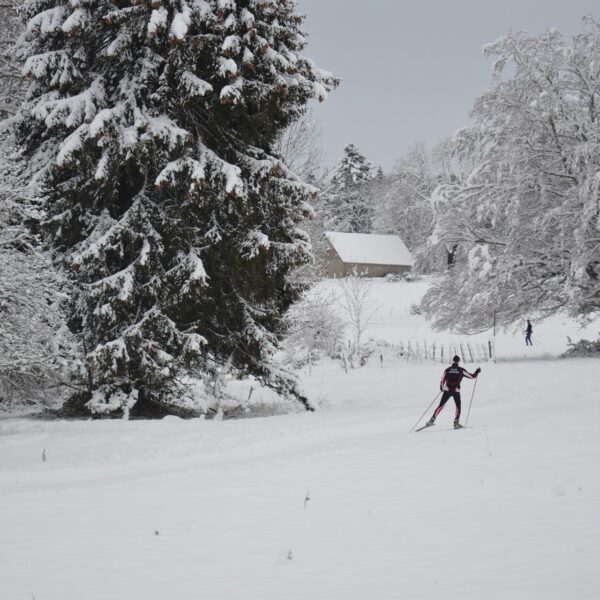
[0,0,24,119]
[0,139,73,407]
[338,268,376,365]
[422,20,600,331]
[372,140,470,273]
[282,290,345,369]
[275,109,325,183]
[276,110,330,283]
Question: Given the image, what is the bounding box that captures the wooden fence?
[393,340,493,363]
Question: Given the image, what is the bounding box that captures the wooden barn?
[324,231,413,278]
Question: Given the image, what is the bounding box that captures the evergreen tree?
[322,144,375,233]
[12,0,337,416]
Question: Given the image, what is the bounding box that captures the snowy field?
[314,277,600,361]
[1,359,599,600]
[1,278,599,600]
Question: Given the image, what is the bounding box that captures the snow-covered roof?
[325,231,413,267]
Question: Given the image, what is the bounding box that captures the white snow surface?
[1,278,599,599]
[1,359,599,599]
[314,277,600,360]
[326,231,413,267]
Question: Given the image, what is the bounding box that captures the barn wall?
[343,263,411,277]
[325,258,412,278]
[326,255,347,278]
[325,242,346,277]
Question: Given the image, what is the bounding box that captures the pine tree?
[322,144,376,233]
[12,0,337,417]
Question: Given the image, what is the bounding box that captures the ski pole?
[465,377,478,428]
[410,391,442,433]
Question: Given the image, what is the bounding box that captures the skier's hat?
[452,355,460,363]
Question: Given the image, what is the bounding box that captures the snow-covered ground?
[1,359,599,599]
[1,278,599,599]
[315,277,600,360]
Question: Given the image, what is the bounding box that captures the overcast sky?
[297,0,598,171]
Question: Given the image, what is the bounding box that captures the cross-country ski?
[416,422,435,432]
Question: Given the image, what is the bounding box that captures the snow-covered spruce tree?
[12,0,337,417]
[322,143,376,233]
[421,21,600,332]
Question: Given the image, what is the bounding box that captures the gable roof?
[325,231,413,267]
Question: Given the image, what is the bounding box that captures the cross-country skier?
[426,356,480,429]
[525,320,533,346]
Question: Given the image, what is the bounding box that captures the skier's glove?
[440,385,443,391]
[475,367,481,376]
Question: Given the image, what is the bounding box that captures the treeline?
[310,18,600,334]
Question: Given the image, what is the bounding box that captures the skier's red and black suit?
[434,364,477,421]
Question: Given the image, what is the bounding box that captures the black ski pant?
[525,334,533,346]
[433,390,461,421]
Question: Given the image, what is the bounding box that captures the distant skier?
[425,356,480,429]
[525,320,533,346]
